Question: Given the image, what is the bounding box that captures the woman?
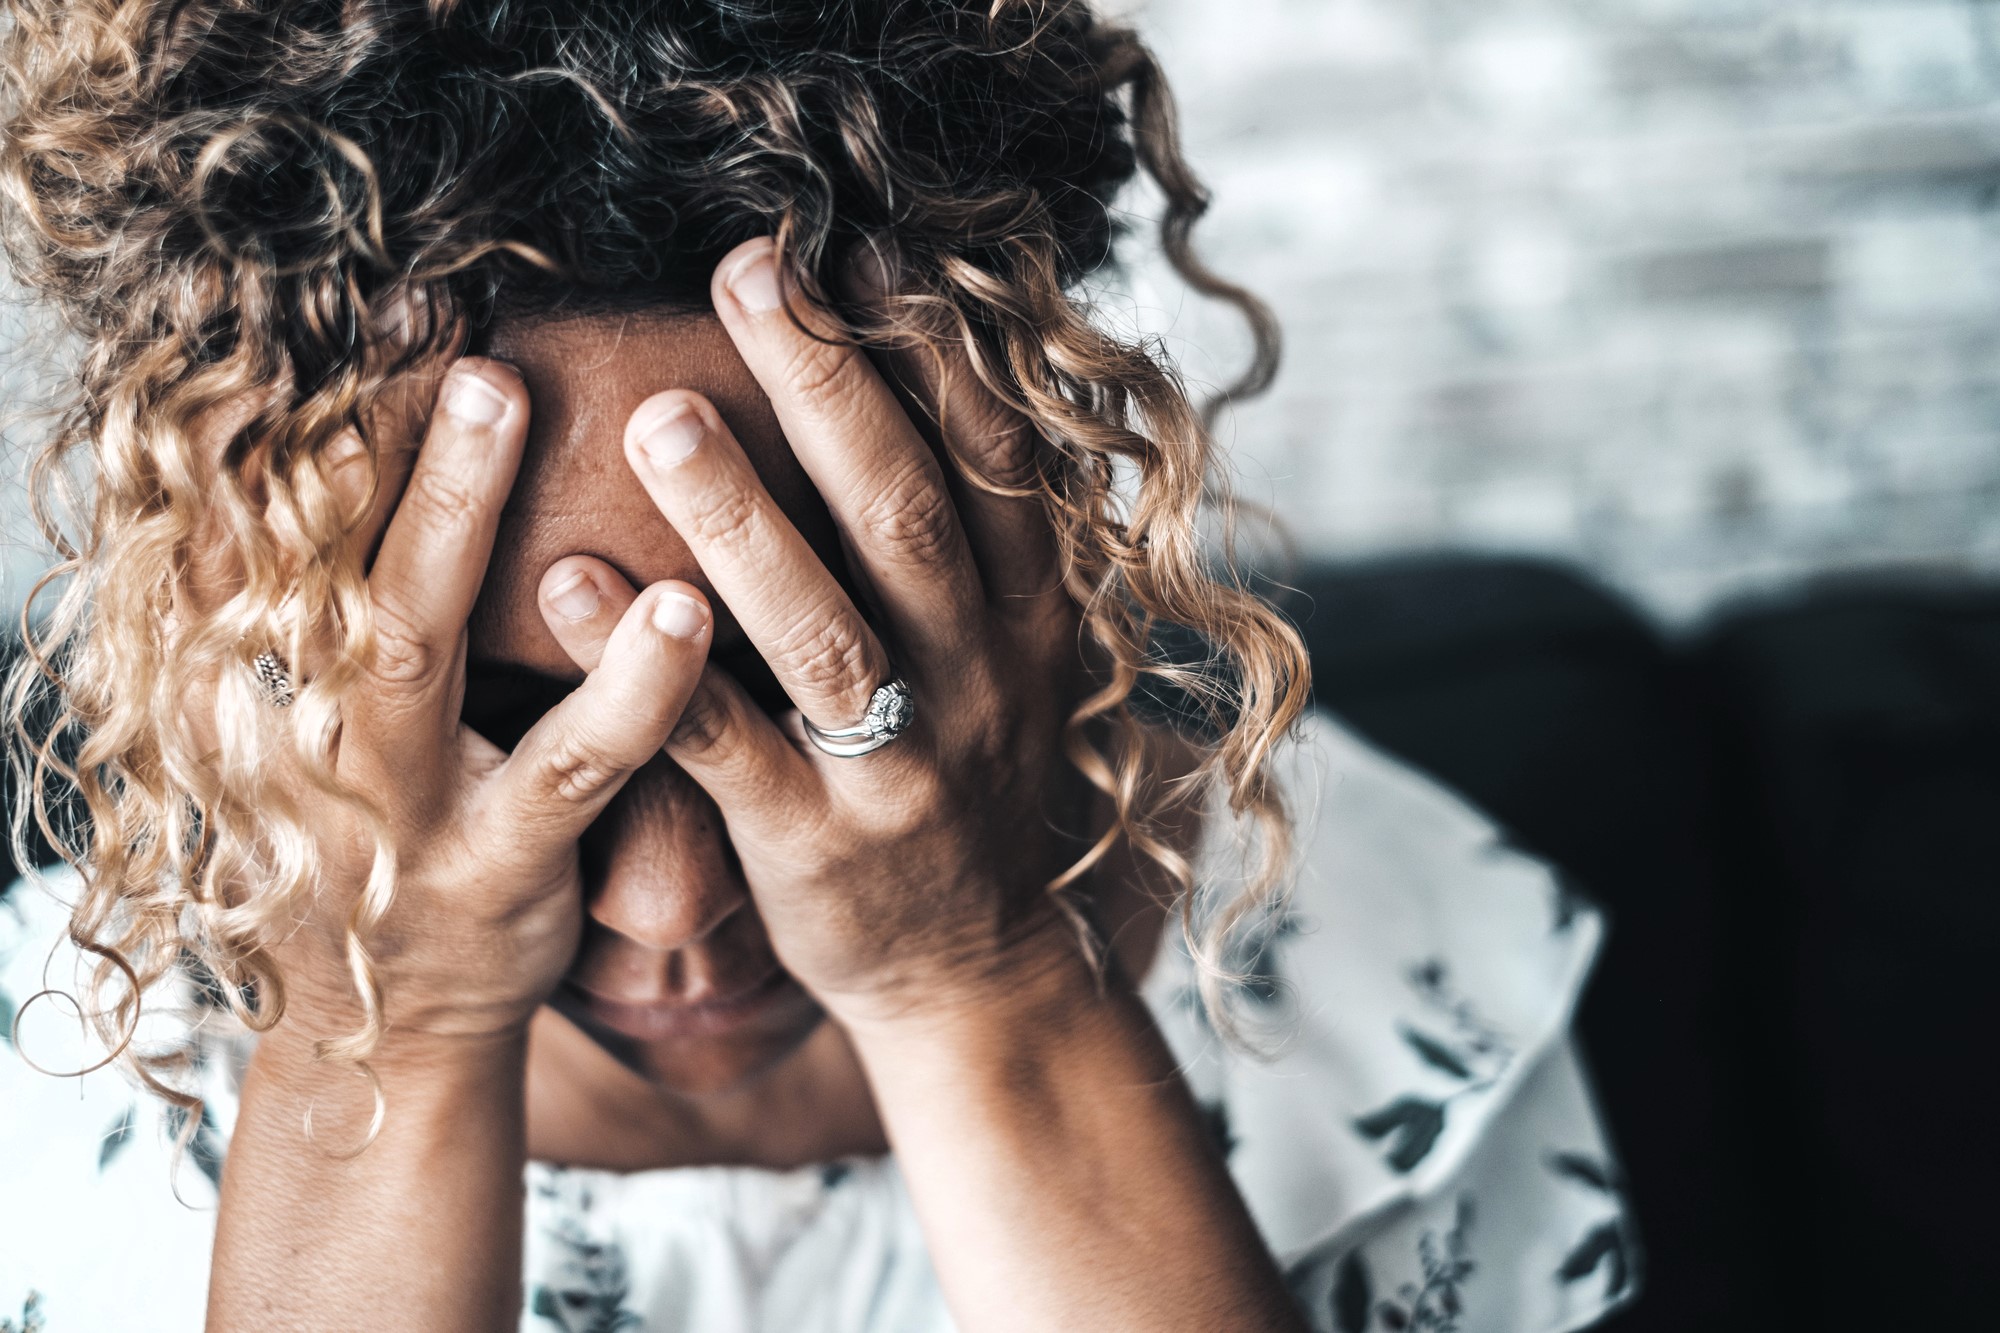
[0,2,1634,1330]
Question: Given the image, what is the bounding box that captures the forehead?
[466,312,837,678]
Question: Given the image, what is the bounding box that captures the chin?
[629,1016,826,1097]
[551,975,827,1097]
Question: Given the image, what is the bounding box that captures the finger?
[893,344,1065,609]
[842,249,1063,608]
[343,301,470,562]
[624,389,894,737]
[662,664,821,835]
[487,580,712,844]
[710,237,984,657]
[366,358,527,696]
[538,556,640,673]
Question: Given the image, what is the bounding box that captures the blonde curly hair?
[0,0,1311,1108]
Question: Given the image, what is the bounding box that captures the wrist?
[266,941,549,1046]
[834,916,1143,1075]
[254,1009,531,1108]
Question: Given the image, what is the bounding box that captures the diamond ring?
[253,649,296,708]
[801,678,914,758]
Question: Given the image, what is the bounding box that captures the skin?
[474,311,878,1162]
[204,239,1306,1331]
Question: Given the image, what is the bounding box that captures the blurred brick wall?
[1117,0,2000,622]
[6,3,1999,625]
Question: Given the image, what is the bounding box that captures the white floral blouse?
[0,714,1637,1333]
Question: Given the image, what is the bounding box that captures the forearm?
[207,1024,529,1332]
[845,945,1307,1333]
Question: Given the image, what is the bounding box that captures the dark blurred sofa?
[1289,557,2000,1332]
[6,558,1994,1331]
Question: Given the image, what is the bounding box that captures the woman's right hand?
[266,357,713,1048]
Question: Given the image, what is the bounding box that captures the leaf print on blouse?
[1170,901,1309,1027]
[1403,961,1515,1071]
[1352,961,1515,1174]
[2,891,21,1049]
[0,1291,44,1333]
[163,1099,225,1188]
[1330,1251,1372,1333]
[1325,1197,1477,1332]
[1198,1098,1238,1159]
[1231,906,1305,1008]
[1352,1097,1447,1175]
[530,1177,644,1333]
[1548,1152,1641,1303]
[98,1102,137,1171]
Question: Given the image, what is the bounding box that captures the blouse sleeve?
[1280,1036,1638,1333]
[1142,712,1640,1332]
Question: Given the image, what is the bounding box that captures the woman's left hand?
[536,236,1095,1027]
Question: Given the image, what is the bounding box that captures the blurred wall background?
[8,1,2000,624]
[1116,0,2000,624]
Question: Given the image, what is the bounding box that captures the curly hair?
[0,0,1310,1110]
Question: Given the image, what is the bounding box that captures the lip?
[561,968,801,1042]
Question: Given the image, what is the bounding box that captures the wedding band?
[252,649,296,708]
[802,678,914,758]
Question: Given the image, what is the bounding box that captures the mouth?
[560,968,803,1042]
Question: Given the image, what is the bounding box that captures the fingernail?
[546,570,600,622]
[635,406,703,469]
[728,251,784,315]
[651,592,708,639]
[443,371,508,426]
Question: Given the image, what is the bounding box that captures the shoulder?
[0,874,218,1332]
[1162,712,1600,1076]
[1278,709,1590,929]
[1274,713,1600,1059]
[1149,712,1636,1330]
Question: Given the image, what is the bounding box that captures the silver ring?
[802,677,914,758]
[252,649,296,709]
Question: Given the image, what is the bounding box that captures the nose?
[580,754,748,951]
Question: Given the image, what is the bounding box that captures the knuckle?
[781,336,863,410]
[943,668,1007,755]
[368,601,439,686]
[958,415,1040,491]
[957,657,1005,723]
[683,485,765,552]
[402,466,487,539]
[777,615,874,706]
[858,461,957,567]
[1018,592,1081,646]
[667,685,733,759]
[538,734,621,805]
[965,705,1019,767]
